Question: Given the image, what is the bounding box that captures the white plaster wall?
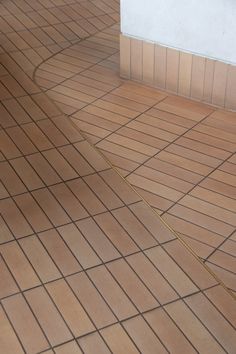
[121,0,236,64]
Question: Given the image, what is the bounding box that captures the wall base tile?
[120,34,236,112]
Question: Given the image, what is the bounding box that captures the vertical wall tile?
[120,34,131,79]
[191,55,205,100]
[225,64,236,111]
[166,47,179,93]
[212,61,228,107]
[178,52,192,96]
[203,59,215,103]
[143,41,154,84]
[120,34,236,112]
[130,38,143,81]
[154,44,166,89]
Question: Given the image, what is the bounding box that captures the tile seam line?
[32,23,236,301]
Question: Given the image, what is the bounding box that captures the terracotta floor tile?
[163,239,218,289]
[204,285,236,328]
[97,139,148,164]
[19,235,61,283]
[84,173,124,210]
[74,140,110,172]
[67,178,107,215]
[88,265,138,320]
[131,186,174,212]
[0,198,33,238]
[26,153,62,186]
[14,193,52,233]
[3,98,32,125]
[166,143,221,168]
[94,211,139,255]
[6,126,38,155]
[50,183,88,221]
[0,255,19,299]
[179,195,236,226]
[219,161,236,175]
[76,217,120,262]
[58,223,101,268]
[0,241,40,290]
[25,286,73,346]
[39,228,82,276]
[52,115,84,143]
[54,341,82,354]
[22,122,53,151]
[206,262,236,292]
[207,250,236,274]
[107,254,159,312]
[186,129,236,152]
[129,201,175,243]
[126,252,178,304]
[67,272,117,328]
[0,102,16,128]
[123,315,168,354]
[83,104,129,125]
[43,149,78,181]
[46,279,95,337]
[10,157,45,191]
[156,150,212,176]
[99,169,141,205]
[0,161,27,196]
[185,292,236,353]
[195,123,235,147]
[127,173,184,202]
[145,157,202,184]
[100,323,139,354]
[155,95,213,121]
[0,216,13,244]
[209,169,236,187]
[106,133,160,157]
[17,96,47,122]
[144,308,197,354]
[127,119,177,143]
[0,180,9,199]
[112,206,157,249]
[145,246,198,297]
[0,306,24,354]
[2,293,49,354]
[72,109,120,133]
[199,177,236,199]
[219,239,236,257]
[165,300,225,354]
[190,185,236,213]
[37,119,69,147]
[78,332,111,354]
[32,188,71,227]
[134,165,194,193]
[176,136,231,160]
[59,144,95,176]
[162,213,223,249]
[0,130,21,159]
[147,107,195,128]
[168,204,234,237]
[32,92,61,118]
[116,126,166,151]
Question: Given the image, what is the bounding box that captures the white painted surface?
[121,0,236,64]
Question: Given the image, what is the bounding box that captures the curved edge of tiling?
[33,26,236,300]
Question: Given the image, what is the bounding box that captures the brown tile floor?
[0,0,235,353]
[35,20,236,296]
